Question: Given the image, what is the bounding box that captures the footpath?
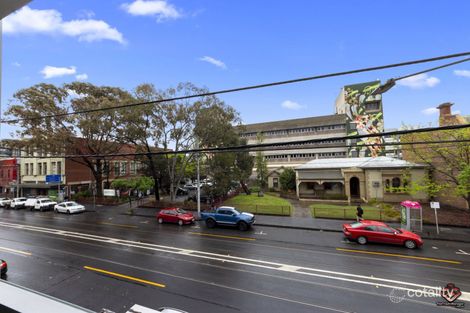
[101,196,470,244]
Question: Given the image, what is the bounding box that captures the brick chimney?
[437,102,453,126]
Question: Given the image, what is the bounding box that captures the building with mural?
[335,81,385,157]
[240,80,387,190]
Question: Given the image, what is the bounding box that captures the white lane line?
[0,246,32,256]
[1,220,469,302]
[457,249,470,256]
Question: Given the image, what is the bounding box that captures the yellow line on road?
[189,232,256,241]
[336,248,461,264]
[84,266,165,288]
[97,222,138,229]
[0,246,32,256]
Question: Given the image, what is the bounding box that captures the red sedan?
[1,259,7,276]
[343,220,423,249]
[157,208,195,226]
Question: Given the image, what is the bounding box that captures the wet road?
[0,206,469,313]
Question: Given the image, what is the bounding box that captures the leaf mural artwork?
[341,81,385,157]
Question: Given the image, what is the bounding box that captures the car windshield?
[176,208,187,214]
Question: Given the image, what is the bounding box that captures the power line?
[11,123,470,159]
[2,51,470,124]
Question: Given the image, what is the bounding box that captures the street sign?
[45,174,61,183]
[430,202,440,234]
[103,189,116,197]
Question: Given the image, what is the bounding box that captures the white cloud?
[199,56,227,69]
[421,107,439,115]
[281,100,304,110]
[75,73,88,81]
[40,66,76,79]
[121,0,182,21]
[12,62,21,67]
[77,9,95,19]
[454,70,470,78]
[397,73,440,89]
[3,6,125,44]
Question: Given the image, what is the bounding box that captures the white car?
[54,201,85,214]
[9,197,27,209]
[0,198,11,207]
[33,198,57,211]
[24,197,39,210]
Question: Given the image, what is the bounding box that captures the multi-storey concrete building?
[240,81,386,189]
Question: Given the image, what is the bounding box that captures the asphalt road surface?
[0,206,469,313]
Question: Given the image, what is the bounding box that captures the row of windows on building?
[24,162,62,176]
[22,161,143,177]
[0,169,13,179]
[241,124,346,138]
[269,139,346,149]
[264,152,347,161]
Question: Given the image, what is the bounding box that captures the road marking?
[457,249,470,255]
[0,246,32,256]
[336,248,461,264]
[83,265,165,288]
[2,221,469,302]
[254,230,267,236]
[189,232,256,241]
[97,222,137,229]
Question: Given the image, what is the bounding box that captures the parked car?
[342,220,423,249]
[54,201,86,214]
[1,259,7,276]
[157,308,188,313]
[0,198,11,207]
[200,206,255,231]
[33,198,57,211]
[8,197,27,210]
[189,193,212,204]
[183,184,197,191]
[24,197,39,210]
[157,208,195,226]
[176,187,189,196]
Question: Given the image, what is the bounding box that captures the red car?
[343,220,423,249]
[1,259,7,276]
[157,208,195,226]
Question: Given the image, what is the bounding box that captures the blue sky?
[2,0,470,138]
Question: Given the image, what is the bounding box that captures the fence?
[311,207,400,222]
[230,204,292,216]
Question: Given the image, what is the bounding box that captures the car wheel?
[357,236,368,245]
[178,219,184,226]
[205,219,216,228]
[54,208,58,213]
[158,218,163,224]
[238,221,248,231]
[404,240,416,249]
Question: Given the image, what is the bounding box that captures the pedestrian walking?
[356,204,364,221]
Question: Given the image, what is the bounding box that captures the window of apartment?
[114,162,120,176]
[51,162,56,174]
[25,164,29,176]
[392,177,401,188]
[120,162,127,175]
[38,163,42,176]
[7,170,10,179]
[365,101,380,111]
[57,161,62,175]
[43,162,47,175]
[30,163,34,175]
[130,162,136,175]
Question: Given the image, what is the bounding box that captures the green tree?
[402,127,470,208]
[6,82,133,196]
[280,168,296,192]
[255,133,268,191]
[194,102,253,196]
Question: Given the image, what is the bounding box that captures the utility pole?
[16,162,19,197]
[196,141,201,217]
